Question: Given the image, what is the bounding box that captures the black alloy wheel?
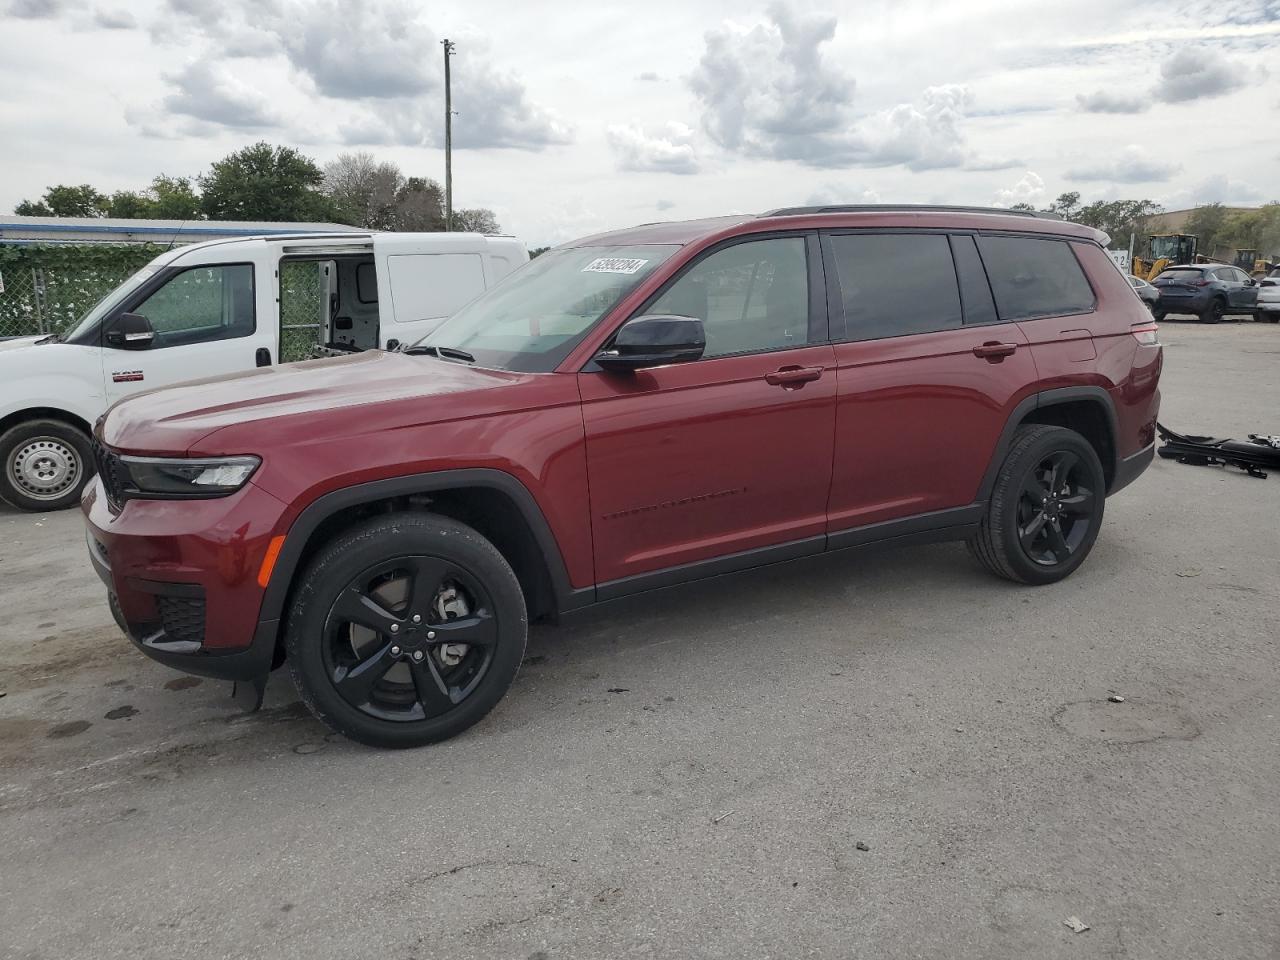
[287,513,527,748]
[967,424,1106,585]
[1014,450,1097,567]
[323,556,498,723]
[1202,298,1225,323]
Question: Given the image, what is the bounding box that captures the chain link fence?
[0,245,159,339]
[278,260,328,362]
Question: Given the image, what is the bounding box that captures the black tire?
[285,512,527,748]
[1152,308,1166,322]
[1200,298,1225,324]
[967,424,1105,586]
[0,418,93,512]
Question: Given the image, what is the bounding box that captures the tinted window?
[977,236,1095,320]
[828,233,962,340]
[650,237,808,358]
[131,264,255,348]
[950,235,999,325]
[1233,268,1251,283]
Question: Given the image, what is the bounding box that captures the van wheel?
[0,419,93,512]
[1200,298,1225,324]
[967,424,1105,586]
[286,513,527,748]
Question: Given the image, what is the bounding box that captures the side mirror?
[595,315,705,373]
[106,312,155,349]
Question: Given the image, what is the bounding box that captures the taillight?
[1131,321,1160,346]
[1191,279,1211,287]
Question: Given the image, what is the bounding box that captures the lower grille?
[157,596,206,646]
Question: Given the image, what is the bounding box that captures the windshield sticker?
[582,257,649,275]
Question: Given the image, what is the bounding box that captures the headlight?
[117,455,261,499]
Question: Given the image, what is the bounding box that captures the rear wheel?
[286,513,527,748]
[1152,308,1166,322]
[967,424,1105,586]
[1200,298,1225,324]
[0,418,93,512]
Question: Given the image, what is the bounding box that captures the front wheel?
[967,424,1106,586]
[286,513,528,748]
[0,418,93,512]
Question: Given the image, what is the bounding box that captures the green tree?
[1009,202,1036,212]
[105,190,153,218]
[1048,191,1081,220]
[14,183,108,217]
[528,246,550,258]
[1183,203,1229,257]
[200,142,337,222]
[1075,199,1163,246]
[149,175,203,219]
[453,208,501,233]
[14,199,53,216]
[391,177,445,231]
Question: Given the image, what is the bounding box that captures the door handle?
[972,341,1018,361]
[765,366,823,387]
[256,347,272,367]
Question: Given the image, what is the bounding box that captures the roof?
[566,206,1108,249]
[0,214,358,244]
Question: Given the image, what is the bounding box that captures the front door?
[577,235,837,588]
[103,261,274,404]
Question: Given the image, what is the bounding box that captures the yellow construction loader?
[1131,234,1198,281]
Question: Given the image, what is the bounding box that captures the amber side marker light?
[257,535,286,588]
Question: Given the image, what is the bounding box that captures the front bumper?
[82,477,288,681]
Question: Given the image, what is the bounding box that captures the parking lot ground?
[1,319,1278,960]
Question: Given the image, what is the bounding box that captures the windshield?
[62,263,162,341]
[415,244,680,372]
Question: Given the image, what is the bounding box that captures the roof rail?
[760,204,1063,221]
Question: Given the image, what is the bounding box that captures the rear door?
[578,234,836,588]
[102,258,275,404]
[372,235,494,346]
[822,231,1036,536]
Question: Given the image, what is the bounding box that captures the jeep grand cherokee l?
[84,205,1163,748]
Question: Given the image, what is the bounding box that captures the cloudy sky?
[2,0,1277,246]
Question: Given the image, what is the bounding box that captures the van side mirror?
[595,315,706,373]
[106,312,155,349]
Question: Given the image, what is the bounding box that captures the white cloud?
[606,121,699,174]
[1066,145,1180,183]
[1156,46,1250,103]
[993,171,1047,208]
[127,60,280,137]
[804,184,882,206]
[1076,90,1147,114]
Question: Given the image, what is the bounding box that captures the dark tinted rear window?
[977,236,1095,320]
[828,233,962,340]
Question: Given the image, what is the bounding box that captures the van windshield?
[61,263,161,342]
[414,244,679,372]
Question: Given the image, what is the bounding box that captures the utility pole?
[442,38,455,232]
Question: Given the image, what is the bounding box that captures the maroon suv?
[84,206,1163,747]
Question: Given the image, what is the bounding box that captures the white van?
[0,231,527,510]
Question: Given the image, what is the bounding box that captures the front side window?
[648,237,809,358]
[828,233,962,340]
[977,236,1094,321]
[130,264,255,347]
[417,244,678,372]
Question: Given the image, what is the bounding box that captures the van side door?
[101,253,276,404]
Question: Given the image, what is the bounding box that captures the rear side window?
[827,233,962,340]
[977,236,1095,321]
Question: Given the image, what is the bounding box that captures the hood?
[100,349,538,455]
[0,335,45,353]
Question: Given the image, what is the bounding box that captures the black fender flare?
[256,468,594,637]
[976,386,1120,502]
